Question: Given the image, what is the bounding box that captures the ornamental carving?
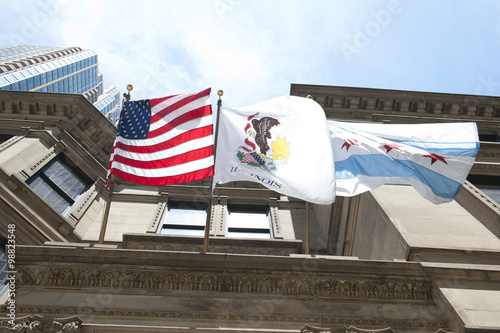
[317,94,500,118]
[302,325,395,333]
[301,325,455,333]
[0,315,81,333]
[13,307,449,330]
[16,266,431,300]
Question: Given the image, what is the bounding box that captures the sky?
[2,0,500,109]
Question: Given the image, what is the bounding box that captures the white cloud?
[2,0,500,107]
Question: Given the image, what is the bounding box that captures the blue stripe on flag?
[381,140,480,157]
[335,154,463,200]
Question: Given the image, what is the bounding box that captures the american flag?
[107,88,214,185]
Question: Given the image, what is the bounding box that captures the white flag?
[329,121,479,204]
[214,96,335,204]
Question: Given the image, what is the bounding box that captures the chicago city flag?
[107,88,214,185]
[214,96,336,205]
[328,121,479,204]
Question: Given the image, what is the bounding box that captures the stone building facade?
[0,85,499,333]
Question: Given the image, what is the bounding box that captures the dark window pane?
[27,155,92,215]
[29,176,71,214]
[0,134,13,143]
[227,204,271,239]
[160,201,207,236]
[44,160,87,199]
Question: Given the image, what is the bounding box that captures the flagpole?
[99,84,133,245]
[98,175,115,244]
[305,202,310,254]
[202,90,223,253]
[303,95,313,255]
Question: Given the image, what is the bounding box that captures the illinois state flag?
[329,121,479,204]
[107,88,214,185]
[214,96,335,205]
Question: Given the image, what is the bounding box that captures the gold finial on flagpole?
[306,95,313,99]
[217,90,223,107]
[123,84,133,101]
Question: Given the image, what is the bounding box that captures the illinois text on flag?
[328,121,479,204]
[107,88,214,185]
[214,96,335,205]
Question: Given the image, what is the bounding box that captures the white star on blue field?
[119,100,152,139]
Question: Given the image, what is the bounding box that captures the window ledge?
[123,234,303,256]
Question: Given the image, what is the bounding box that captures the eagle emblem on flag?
[236,112,290,173]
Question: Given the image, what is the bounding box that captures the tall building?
[0,85,499,333]
[0,45,121,124]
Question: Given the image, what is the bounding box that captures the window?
[27,155,93,216]
[160,201,208,236]
[34,74,41,87]
[467,175,500,205]
[0,134,13,144]
[479,133,500,143]
[0,250,7,299]
[226,204,272,239]
[480,189,500,205]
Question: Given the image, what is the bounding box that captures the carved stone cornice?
[301,325,455,333]
[12,307,449,331]
[474,142,500,161]
[16,265,432,301]
[291,84,500,122]
[469,162,500,176]
[0,315,82,332]
[302,324,395,333]
[0,90,116,168]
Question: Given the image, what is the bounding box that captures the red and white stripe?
[108,88,214,185]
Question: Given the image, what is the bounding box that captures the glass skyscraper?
[0,45,121,125]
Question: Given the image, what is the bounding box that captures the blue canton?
[117,100,152,139]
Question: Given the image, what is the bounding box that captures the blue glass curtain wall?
[0,52,98,94]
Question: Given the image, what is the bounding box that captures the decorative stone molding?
[469,162,500,176]
[122,234,302,256]
[302,325,395,333]
[147,200,167,233]
[68,178,106,226]
[474,141,500,159]
[20,141,66,180]
[213,196,227,236]
[0,315,82,332]
[0,91,117,168]
[301,325,455,333]
[0,133,25,153]
[269,198,283,239]
[462,182,500,212]
[209,198,216,235]
[455,181,500,239]
[17,266,431,300]
[290,84,500,123]
[12,307,448,331]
